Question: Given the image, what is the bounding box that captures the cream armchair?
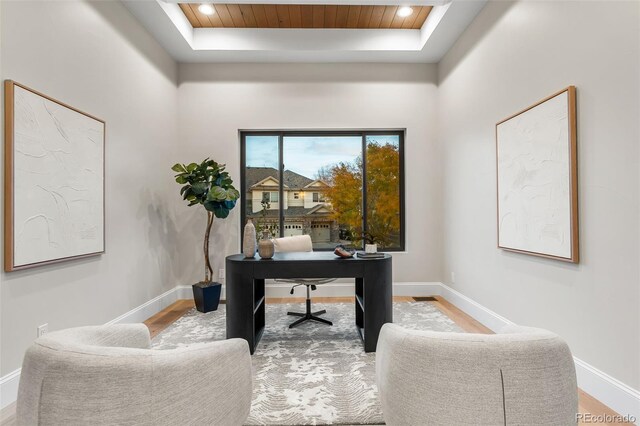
[376,323,578,425]
[17,324,252,426]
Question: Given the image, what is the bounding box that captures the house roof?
[303,179,331,189]
[246,205,332,218]
[246,167,314,190]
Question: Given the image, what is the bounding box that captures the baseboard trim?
[574,358,640,420]
[106,286,182,325]
[0,369,20,410]
[2,281,638,419]
[437,282,515,331]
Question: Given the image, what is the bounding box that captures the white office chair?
[273,235,336,328]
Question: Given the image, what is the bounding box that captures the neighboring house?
[245,167,338,243]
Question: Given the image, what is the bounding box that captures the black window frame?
[240,130,406,251]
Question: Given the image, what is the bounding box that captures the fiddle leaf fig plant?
[172,158,240,283]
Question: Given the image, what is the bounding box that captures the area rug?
[152,302,463,425]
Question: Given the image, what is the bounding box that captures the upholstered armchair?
[17,324,253,426]
[376,323,578,425]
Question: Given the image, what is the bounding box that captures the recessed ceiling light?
[397,6,414,18]
[198,4,215,15]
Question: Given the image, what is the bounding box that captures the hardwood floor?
[0,296,629,426]
[143,299,195,338]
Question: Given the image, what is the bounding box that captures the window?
[312,192,326,203]
[262,191,278,203]
[242,131,404,251]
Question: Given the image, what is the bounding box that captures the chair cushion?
[272,235,313,253]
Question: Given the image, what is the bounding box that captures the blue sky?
[246,135,398,180]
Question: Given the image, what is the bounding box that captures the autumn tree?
[324,141,400,248]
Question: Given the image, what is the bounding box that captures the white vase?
[243,219,257,258]
[365,244,378,254]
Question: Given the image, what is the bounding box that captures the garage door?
[283,223,303,237]
[310,224,330,242]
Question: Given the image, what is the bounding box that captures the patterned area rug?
[152,302,462,425]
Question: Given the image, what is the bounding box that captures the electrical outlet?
[219,269,225,280]
[37,323,48,338]
[451,272,455,284]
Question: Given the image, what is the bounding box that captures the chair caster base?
[287,310,333,328]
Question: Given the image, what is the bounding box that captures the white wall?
[438,0,639,390]
[177,63,441,285]
[0,1,179,376]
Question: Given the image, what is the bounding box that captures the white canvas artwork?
[9,84,104,269]
[496,89,577,261]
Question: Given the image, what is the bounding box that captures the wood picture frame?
[4,80,105,271]
[496,86,578,263]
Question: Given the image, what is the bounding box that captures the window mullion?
[361,132,367,250]
[278,133,284,238]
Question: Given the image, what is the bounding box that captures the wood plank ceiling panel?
[312,5,325,28]
[226,4,247,26]
[239,4,257,27]
[324,5,337,28]
[401,7,420,29]
[214,4,235,27]
[390,9,406,28]
[251,4,269,27]
[276,4,291,27]
[346,5,361,29]
[179,4,432,30]
[369,6,385,28]
[411,6,432,29]
[379,6,397,29]
[179,4,201,27]
[300,5,313,28]
[289,5,302,27]
[208,5,225,26]
[357,5,374,28]
[334,5,349,27]
[187,4,211,27]
[263,5,280,27]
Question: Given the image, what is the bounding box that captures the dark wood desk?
[225,252,392,354]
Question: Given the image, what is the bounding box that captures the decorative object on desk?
[334,244,355,258]
[496,86,579,263]
[4,80,105,272]
[243,219,257,258]
[362,231,381,253]
[257,230,274,259]
[171,158,240,312]
[356,251,385,259]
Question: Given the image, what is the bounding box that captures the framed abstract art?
[4,80,105,271]
[496,86,578,263]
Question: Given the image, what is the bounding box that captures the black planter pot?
[192,281,222,313]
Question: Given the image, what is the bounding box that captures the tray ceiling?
[121,1,488,63]
[179,4,432,29]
